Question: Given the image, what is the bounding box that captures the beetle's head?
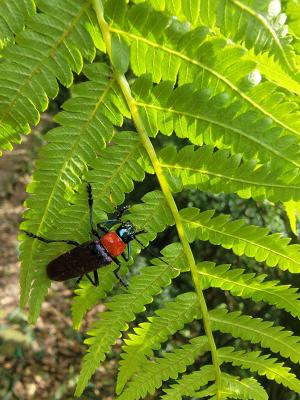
[116,221,145,243]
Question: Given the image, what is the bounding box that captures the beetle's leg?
[76,271,99,287]
[85,273,98,286]
[93,270,99,286]
[21,230,79,246]
[121,242,130,262]
[86,183,100,239]
[114,270,128,288]
[93,241,127,288]
[96,205,130,231]
[97,223,110,234]
[111,256,128,288]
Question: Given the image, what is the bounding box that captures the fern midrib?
[110,26,300,138]
[199,267,299,315]
[22,75,116,305]
[138,101,300,168]
[160,162,300,190]
[0,2,89,126]
[211,314,298,359]
[183,217,300,269]
[229,0,295,72]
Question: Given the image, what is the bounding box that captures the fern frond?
[246,50,300,97]
[181,207,300,272]
[0,0,101,153]
[117,292,199,393]
[19,63,128,322]
[0,0,35,49]
[116,336,210,400]
[219,347,300,393]
[75,244,186,397]
[162,365,267,400]
[286,0,300,40]
[215,0,297,75]
[198,262,300,319]
[133,0,298,75]
[106,2,300,145]
[206,374,268,400]
[132,77,300,170]
[210,308,300,364]
[159,145,300,202]
[71,189,172,329]
[161,365,216,400]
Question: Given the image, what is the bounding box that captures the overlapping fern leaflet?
[219,347,300,392]
[181,207,300,272]
[159,144,300,201]
[0,0,36,49]
[162,371,267,400]
[117,292,200,393]
[75,242,186,396]
[198,262,300,319]
[20,62,129,322]
[132,76,300,172]
[210,308,300,363]
[109,2,300,144]
[132,0,299,76]
[116,336,211,400]
[0,0,101,154]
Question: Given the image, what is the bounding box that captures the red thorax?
[100,231,126,257]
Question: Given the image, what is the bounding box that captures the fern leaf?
[106,1,300,146]
[116,337,210,400]
[286,0,300,40]
[246,50,300,97]
[210,308,300,364]
[132,77,300,171]
[161,365,216,400]
[0,0,35,49]
[0,0,101,153]
[117,292,200,393]
[75,244,186,397]
[219,347,300,393]
[206,374,268,400]
[134,0,298,76]
[19,63,128,322]
[216,0,297,75]
[181,207,300,272]
[198,262,300,319]
[159,145,300,202]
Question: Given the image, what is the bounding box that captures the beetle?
[21,183,145,287]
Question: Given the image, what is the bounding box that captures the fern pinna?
[0,0,298,398]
